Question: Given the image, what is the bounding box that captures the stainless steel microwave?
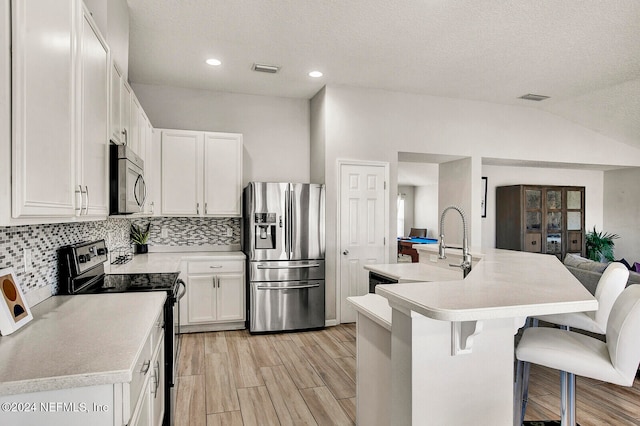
[109,144,146,214]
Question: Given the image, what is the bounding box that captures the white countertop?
[0,292,166,396]
[347,294,392,331]
[365,262,462,282]
[375,246,597,322]
[106,251,246,274]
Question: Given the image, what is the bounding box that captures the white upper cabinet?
[8,0,111,223]
[203,133,243,216]
[77,5,109,218]
[109,62,123,144]
[129,94,141,155]
[11,0,76,218]
[109,61,132,147]
[160,129,243,217]
[161,129,201,216]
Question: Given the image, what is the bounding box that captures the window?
[397,193,405,237]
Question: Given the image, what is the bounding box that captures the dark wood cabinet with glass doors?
[496,185,585,259]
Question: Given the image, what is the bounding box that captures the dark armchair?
[408,228,427,238]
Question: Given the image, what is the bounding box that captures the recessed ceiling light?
[206,58,222,66]
[519,93,550,101]
[308,71,323,78]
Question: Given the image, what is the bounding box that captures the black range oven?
[58,239,185,426]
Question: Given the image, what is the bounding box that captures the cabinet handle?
[531,241,537,245]
[152,360,160,397]
[141,360,151,375]
[122,128,127,146]
[75,185,83,213]
[209,265,223,269]
[572,240,578,244]
[205,202,208,214]
[196,202,200,215]
[84,185,89,215]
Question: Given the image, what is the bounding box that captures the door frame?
[335,159,390,324]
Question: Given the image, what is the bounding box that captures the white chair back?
[592,262,629,329]
[606,284,640,386]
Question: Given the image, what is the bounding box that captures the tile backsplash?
[0,216,241,299]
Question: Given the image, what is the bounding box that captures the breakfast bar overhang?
[353,247,597,426]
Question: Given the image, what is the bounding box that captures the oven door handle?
[176,279,187,300]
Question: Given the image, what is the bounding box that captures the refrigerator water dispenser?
[255,213,276,249]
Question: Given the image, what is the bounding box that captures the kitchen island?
[349,245,596,426]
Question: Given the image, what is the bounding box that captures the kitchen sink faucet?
[439,205,473,278]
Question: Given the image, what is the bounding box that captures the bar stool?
[516,285,640,425]
[534,262,629,334]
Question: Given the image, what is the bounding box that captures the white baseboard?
[325,319,338,327]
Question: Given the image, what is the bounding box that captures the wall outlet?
[161,227,169,238]
[226,227,233,237]
[24,249,33,273]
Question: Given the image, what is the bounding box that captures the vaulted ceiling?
[127,0,640,149]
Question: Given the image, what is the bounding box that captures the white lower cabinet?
[130,334,164,426]
[0,306,165,426]
[180,258,246,332]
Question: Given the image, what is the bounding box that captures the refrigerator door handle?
[289,185,294,260]
[256,283,320,290]
[284,189,290,258]
[257,263,321,269]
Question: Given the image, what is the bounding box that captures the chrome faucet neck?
[438,205,472,277]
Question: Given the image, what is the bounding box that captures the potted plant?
[130,222,150,254]
[585,226,619,262]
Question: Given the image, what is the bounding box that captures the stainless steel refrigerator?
[243,182,325,332]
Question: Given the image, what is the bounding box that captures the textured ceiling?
[127,0,640,149]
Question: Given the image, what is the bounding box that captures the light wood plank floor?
[175,324,640,425]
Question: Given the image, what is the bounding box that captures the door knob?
[343,250,349,255]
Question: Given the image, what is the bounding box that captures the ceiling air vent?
[519,93,550,101]
[252,63,280,74]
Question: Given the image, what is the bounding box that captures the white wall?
[481,165,604,249]
[132,83,311,184]
[398,185,415,237]
[414,184,438,239]
[439,158,473,246]
[313,84,640,323]
[604,168,640,262]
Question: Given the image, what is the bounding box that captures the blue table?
[397,237,438,262]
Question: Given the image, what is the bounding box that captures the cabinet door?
[130,378,152,426]
[151,337,165,426]
[11,0,76,217]
[161,130,201,215]
[216,273,245,321]
[203,133,243,216]
[110,63,123,143]
[78,8,109,217]
[143,120,156,215]
[187,275,217,323]
[121,80,132,146]
[129,95,140,155]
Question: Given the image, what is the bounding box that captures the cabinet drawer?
[524,234,542,253]
[188,260,243,274]
[150,309,164,354]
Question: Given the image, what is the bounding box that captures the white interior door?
[339,162,388,323]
